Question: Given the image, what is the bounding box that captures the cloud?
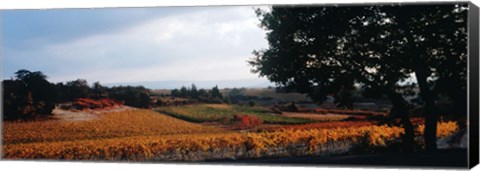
[52,55,258,83]
[3,6,269,84]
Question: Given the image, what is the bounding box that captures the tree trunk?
[414,63,438,152]
[452,88,467,129]
[387,91,415,153]
[447,86,467,145]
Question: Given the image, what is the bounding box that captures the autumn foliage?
[1,104,461,161]
[260,121,375,132]
[72,98,124,110]
[2,119,458,160]
[2,109,225,145]
[231,114,263,129]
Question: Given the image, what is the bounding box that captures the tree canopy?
[169,84,225,103]
[249,3,468,151]
[3,69,154,120]
[3,70,56,120]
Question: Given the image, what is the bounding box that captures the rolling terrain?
[2,104,460,162]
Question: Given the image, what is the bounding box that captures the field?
[2,104,460,161]
[280,112,354,121]
[157,104,314,124]
[3,109,226,145]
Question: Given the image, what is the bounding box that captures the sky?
[2,6,273,89]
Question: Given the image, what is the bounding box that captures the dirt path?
[51,106,135,121]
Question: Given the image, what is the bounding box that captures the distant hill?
[104,79,275,89]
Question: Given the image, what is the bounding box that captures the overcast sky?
[2,6,272,87]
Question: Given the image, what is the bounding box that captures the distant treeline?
[3,69,151,121]
[162,86,278,106]
[168,84,224,104]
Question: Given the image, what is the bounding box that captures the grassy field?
[156,104,313,124]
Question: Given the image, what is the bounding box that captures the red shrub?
[231,114,263,129]
[72,98,124,110]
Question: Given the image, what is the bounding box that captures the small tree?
[211,85,223,99]
[190,83,199,99]
[179,86,188,98]
[92,81,109,99]
[171,89,180,97]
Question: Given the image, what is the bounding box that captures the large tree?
[249,6,416,152]
[3,69,56,120]
[362,4,468,150]
[249,3,467,151]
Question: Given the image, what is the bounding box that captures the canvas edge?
[468,1,479,169]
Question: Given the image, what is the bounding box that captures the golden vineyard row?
[2,122,458,161]
[3,109,226,145]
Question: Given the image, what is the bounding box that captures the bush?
[270,106,283,114]
[277,102,298,112]
[59,104,71,110]
[72,98,123,110]
[108,86,151,108]
[231,114,263,129]
[286,102,298,112]
[248,101,256,107]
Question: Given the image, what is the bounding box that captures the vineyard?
[3,109,226,145]
[2,106,459,161]
[157,104,314,124]
[2,120,458,160]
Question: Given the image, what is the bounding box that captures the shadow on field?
[206,148,468,169]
